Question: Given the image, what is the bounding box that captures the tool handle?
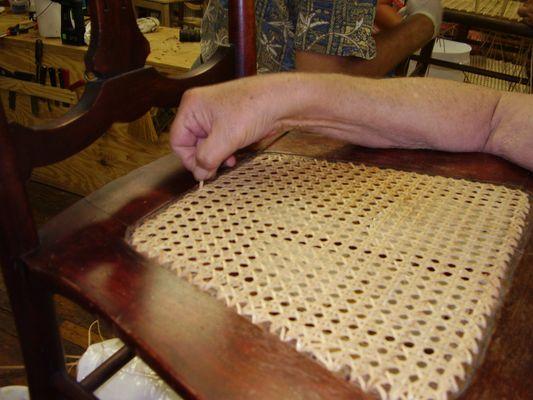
[49,68,57,87]
[35,39,43,64]
[49,67,59,106]
[58,68,71,107]
[39,66,47,85]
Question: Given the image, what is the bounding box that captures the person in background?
[170,73,533,180]
[374,0,404,31]
[518,0,533,25]
[200,0,442,76]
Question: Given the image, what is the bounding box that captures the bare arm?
[296,15,434,77]
[518,0,533,26]
[170,73,533,180]
[285,75,533,169]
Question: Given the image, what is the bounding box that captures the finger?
[174,146,197,171]
[224,155,237,168]
[193,165,216,181]
[195,124,238,173]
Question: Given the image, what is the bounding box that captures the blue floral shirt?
[201,0,378,73]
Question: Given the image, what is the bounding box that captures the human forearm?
[295,15,434,77]
[351,14,434,76]
[171,73,532,180]
[278,74,501,152]
[483,91,533,171]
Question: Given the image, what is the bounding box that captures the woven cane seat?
[443,0,523,21]
[128,154,530,400]
[465,56,532,93]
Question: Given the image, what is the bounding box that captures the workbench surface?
[0,10,201,196]
[0,11,200,74]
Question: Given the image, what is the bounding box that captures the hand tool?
[12,71,36,113]
[58,68,70,107]
[48,67,59,106]
[39,65,52,112]
[0,67,16,110]
[0,22,35,38]
[33,39,44,115]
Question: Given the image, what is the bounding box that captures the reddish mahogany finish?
[22,134,533,400]
[0,1,531,399]
[228,0,257,77]
[85,0,150,77]
[0,0,256,398]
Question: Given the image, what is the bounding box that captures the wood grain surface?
[0,11,200,195]
[0,181,112,388]
[0,76,78,104]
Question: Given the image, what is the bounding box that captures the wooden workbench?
[0,11,200,195]
[134,0,186,26]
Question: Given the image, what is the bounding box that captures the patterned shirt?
[201,0,378,73]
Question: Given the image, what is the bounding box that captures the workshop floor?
[0,181,112,387]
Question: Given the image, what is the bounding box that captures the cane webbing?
[128,154,530,400]
[465,56,532,93]
[443,0,523,21]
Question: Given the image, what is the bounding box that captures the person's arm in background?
[374,0,404,30]
[518,0,533,26]
[296,0,442,76]
[170,73,533,180]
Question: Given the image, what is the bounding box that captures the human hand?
[518,0,533,26]
[170,75,295,181]
[403,0,443,37]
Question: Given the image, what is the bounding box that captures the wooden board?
[0,76,78,103]
[0,11,200,74]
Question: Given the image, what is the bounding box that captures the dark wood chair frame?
[1,1,532,399]
[0,0,256,398]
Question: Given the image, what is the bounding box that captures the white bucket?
[0,386,29,400]
[409,39,472,82]
[35,0,61,38]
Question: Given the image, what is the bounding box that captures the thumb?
[195,123,239,179]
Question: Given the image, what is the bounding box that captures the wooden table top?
[0,11,200,72]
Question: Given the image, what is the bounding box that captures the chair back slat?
[86,0,150,78]
[229,0,257,76]
[0,0,256,262]
[12,48,235,170]
[0,107,38,265]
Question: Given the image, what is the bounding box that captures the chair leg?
[2,260,67,399]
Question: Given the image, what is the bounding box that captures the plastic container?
[35,0,61,38]
[409,39,472,82]
[0,386,29,400]
[8,0,28,13]
[77,339,181,400]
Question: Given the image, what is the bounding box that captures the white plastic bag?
[77,339,182,400]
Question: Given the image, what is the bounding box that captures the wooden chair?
[1,1,532,400]
[0,0,257,398]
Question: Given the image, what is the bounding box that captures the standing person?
[200,0,442,76]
